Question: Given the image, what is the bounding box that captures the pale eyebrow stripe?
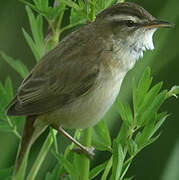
[106,15,140,23]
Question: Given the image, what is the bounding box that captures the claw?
[72,146,95,159]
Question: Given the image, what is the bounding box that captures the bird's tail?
[13,115,47,179]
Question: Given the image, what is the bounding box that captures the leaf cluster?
[62,0,117,23]
[0,0,179,180]
[19,0,65,21]
[0,76,22,139]
[45,69,179,180]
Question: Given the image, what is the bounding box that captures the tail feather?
[13,115,47,177]
[5,96,19,116]
[14,116,36,174]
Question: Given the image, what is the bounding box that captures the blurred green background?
[0,0,179,179]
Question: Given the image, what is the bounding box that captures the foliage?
[0,0,178,180]
[0,76,22,139]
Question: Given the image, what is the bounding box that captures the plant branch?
[101,156,113,180]
[80,127,92,180]
[7,117,21,139]
[26,130,57,180]
[60,19,86,33]
[50,128,59,154]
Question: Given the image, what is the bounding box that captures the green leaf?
[70,8,86,25]
[135,123,155,148]
[95,0,104,12]
[136,82,163,120]
[32,0,41,10]
[45,164,60,180]
[78,0,86,9]
[26,6,41,46]
[95,0,117,13]
[133,67,152,114]
[69,0,87,25]
[5,78,13,100]
[167,85,179,98]
[20,0,65,21]
[0,82,9,105]
[72,153,81,176]
[25,6,44,58]
[111,141,125,180]
[89,161,107,179]
[39,0,49,11]
[115,123,128,147]
[137,90,167,126]
[146,133,161,147]
[56,154,79,180]
[92,120,112,151]
[135,124,161,152]
[123,177,134,180]
[128,139,138,156]
[22,28,41,61]
[61,0,81,10]
[0,51,29,78]
[117,99,133,126]
[69,0,117,24]
[119,163,132,180]
[149,113,168,138]
[18,0,37,11]
[14,148,30,180]
[101,156,113,180]
[36,15,44,46]
[105,0,118,8]
[44,6,65,20]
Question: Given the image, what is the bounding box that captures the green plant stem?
[80,127,92,180]
[60,20,85,33]
[12,128,21,139]
[7,117,21,139]
[89,0,96,22]
[54,3,66,32]
[26,130,57,180]
[50,1,66,45]
[50,128,59,154]
[101,156,113,180]
[13,148,29,180]
[123,155,135,167]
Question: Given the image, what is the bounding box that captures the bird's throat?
[112,29,156,71]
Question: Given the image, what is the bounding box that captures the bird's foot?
[72,146,95,159]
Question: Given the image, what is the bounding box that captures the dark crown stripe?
[97,2,154,21]
[110,8,145,19]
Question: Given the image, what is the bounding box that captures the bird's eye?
[125,20,135,27]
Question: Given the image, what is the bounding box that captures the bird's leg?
[58,126,94,159]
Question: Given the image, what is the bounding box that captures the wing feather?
[7,34,101,116]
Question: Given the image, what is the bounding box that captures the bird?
[6,2,172,176]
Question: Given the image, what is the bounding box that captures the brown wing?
[7,35,101,116]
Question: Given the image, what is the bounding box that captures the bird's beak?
[143,20,174,29]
